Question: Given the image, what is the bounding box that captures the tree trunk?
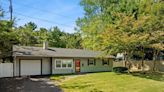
[124,52,127,67]
[124,51,132,73]
[153,50,159,72]
[141,55,144,73]
[141,47,145,73]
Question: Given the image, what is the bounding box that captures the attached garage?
[20,60,41,76]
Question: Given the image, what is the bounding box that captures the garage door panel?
[21,60,41,76]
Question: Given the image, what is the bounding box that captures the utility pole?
[9,0,13,21]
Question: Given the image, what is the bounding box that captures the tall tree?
[77,0,164,70]
[48,26,66,48]
[16,22,38,46]
[35,27,49,46]
[65,32,82,49]
[0,8,18,58]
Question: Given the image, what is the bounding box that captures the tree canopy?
[77,0,164,56]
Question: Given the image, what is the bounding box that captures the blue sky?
[1,0,84,33]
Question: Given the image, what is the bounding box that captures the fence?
[113,60,164,72]
[0,63,13,78]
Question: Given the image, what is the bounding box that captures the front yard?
[51,72,164,92]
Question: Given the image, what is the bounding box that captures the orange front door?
[75,60,80,73]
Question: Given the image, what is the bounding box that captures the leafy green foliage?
[14,23,82,49]
[48,27,82,48]
[0,20,18,57]
[77,0,164,55]
[15,22,38,46]
[48,27,66,48]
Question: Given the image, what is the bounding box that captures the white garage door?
[20,60,41,76]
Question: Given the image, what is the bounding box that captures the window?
[88,59,95,65]
[55,59,73,68]
[56,60,61,68]
[67,60,72,68]
[62,61,67,68]
[102,59,109,65]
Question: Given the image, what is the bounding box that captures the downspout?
[50,57,53,75]
[13,51,16,77]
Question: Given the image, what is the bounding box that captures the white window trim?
[55,59,73,69]
[88,59,95,66]
[103,59,109,66]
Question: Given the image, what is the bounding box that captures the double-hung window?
[88,59,96,65]
[55,59,73,69]
[102,59,109,65]
[56,60,62,68]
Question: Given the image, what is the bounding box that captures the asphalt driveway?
[0,77,63,92]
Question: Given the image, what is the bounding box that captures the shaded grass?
[50,75,65,81]
[50,73,79,81]
[57,72,164,92]
[130,72,164,82]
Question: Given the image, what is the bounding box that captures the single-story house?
[12,43,114,77]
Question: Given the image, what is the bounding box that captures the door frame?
[75,59,81,73]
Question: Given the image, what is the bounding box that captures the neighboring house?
[12,43,114,77]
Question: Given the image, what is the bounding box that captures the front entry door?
[75,59,80,73]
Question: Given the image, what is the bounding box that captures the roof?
[13,45,114,58]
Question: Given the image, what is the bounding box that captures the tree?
[65,32,82,49]
[0,8,18,59]
[48,26,66,48]
[35,27,49,46]
[48,26,82,48]
[77,0,164,71]
[15,22,38,46]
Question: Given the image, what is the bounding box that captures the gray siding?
[52,58,75,74]
[42,58,51,75]
[80,59,113,73]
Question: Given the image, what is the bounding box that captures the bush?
[113,67,128,73]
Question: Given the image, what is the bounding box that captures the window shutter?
[94,59,96,65]
[102,59,104,65]
[108,59,109,65]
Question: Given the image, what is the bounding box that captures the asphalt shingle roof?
[13,46,114,58]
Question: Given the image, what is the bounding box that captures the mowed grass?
[57,72,164,92]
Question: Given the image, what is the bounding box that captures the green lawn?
[52,72,164,92]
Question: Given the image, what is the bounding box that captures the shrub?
[113,67,128,73]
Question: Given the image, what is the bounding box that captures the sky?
[1,0,84,33]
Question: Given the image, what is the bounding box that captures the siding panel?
[42,58,51,75]
[80,59,112,73]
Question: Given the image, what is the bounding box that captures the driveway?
[0,77,63,92]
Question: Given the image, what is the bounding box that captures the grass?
[50,75,66,81]
[50,73,76,81]
[52,72,164,92]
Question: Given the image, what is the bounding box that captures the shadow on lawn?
[121,72,164,82]
[61,82,92,89]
